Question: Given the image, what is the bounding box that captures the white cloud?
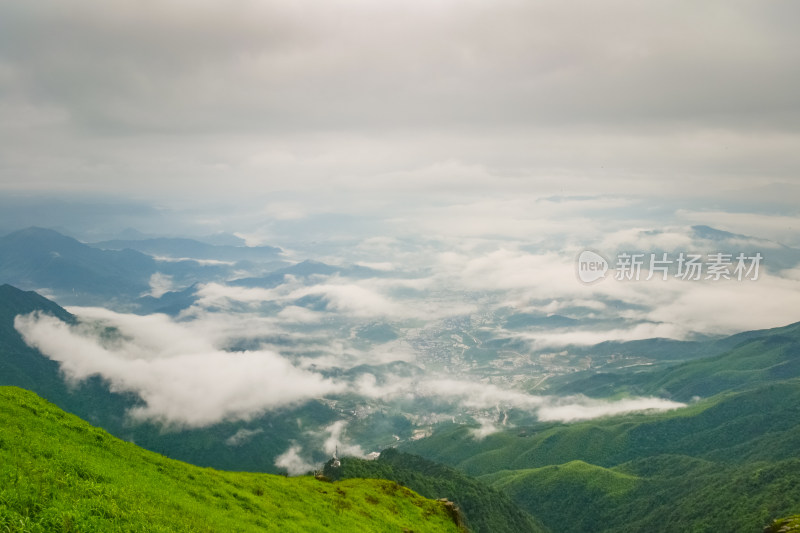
[276,305,324,324]
[191,283,280,310]
[154,256,236,266]
[272,420,365,476]
[289,282,404,319]
[275,445,317,476]
[14,311,344,427]
[469,417,500,441]
[354,376,685,423]
[427,380,686,423]
[225,427,264,446]
[509,322,692,349]
[323,420,364,458]
[145,272,174,298]
[645,272,800,335]
[355,261,395,271]
[537,397,685,422]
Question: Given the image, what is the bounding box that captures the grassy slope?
[0,387,461,533]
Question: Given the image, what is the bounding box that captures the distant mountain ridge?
[0,227,243,306]
[230,259,389,288]
[549,320,800,401]
[0,227,155,302]
[91,236,283,261]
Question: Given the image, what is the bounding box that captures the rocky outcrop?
[437,498,467,531]
[765,515,800,533]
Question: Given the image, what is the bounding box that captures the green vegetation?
[400,318,800,531]
[477,454,800,532]
[404,379,800,532]
[480,461,639,532]
[483,460,639,497]
[322,448,545,533]
[0,386,462,533]
[549,321,800,401]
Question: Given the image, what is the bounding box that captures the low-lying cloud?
[357,375,685,425]
[274,445,316,476]
[14,311,344,427]
[537,397,686,423]
[14,307,687,432]
[274,420,364,475]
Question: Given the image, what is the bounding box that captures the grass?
[0,386,461,533]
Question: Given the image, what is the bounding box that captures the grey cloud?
[1,1,798,204]
[2,1,798,134]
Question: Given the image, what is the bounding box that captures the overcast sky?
[1,0,799,227]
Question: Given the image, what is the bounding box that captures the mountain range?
[2,224,800,531]
[401,322,800,531]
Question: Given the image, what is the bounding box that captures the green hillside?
[483,460,638,498]
[404,379,800,532]
[550,320,800,401]
[638,322,800,400]
[478,454,800,532]
[480,461,638,532]
[322,448,545,533]
[0,386,463,533]
[405,380,800,474]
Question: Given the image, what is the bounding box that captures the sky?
[0,0,798,238]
